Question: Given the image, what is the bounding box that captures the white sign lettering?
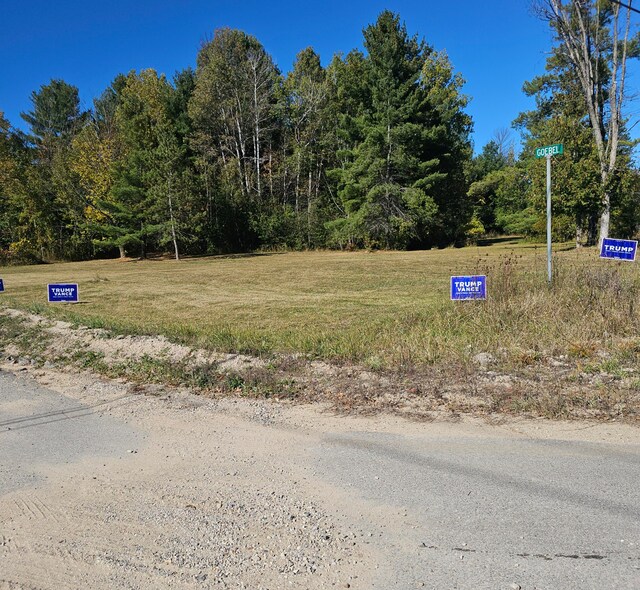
[454,281,482,292]
[604,245,634,252]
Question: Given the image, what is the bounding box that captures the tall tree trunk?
[118,245,126,259]
[598,189,611,247]
[587,213,598,246]
[268,146,274,199]
[251,60,262,200]
[295,151,301,214]
[576,219,583,248]
[168,177,180,261]
[307,168,313,247]
[140,222,146,259]
[234,112,250,199]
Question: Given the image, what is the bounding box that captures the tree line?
[1,5,639,263]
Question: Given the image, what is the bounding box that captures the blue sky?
[0,0,586,152]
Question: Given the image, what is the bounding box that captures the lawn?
[1,239,638,367]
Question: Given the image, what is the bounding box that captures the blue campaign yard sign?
[600,238,637,261]
[0,278,4,292]
[451,275,487,300]
[48,283,79,303]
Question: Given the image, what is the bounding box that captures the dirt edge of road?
[1,306,638,424]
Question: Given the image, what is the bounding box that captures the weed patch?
[70,349,109,372]
[0,313,52,359]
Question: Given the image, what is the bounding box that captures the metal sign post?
[535,144,563,284]
[546,155,552,284]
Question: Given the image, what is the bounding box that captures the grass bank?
[1,239,639,370]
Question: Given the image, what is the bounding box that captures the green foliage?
[21,10,640,260]
[467,140,513,234]
[521,1,640,244]
[86,69,205,259]
[20,79,85,143]
[10,80,92,260]
[325,11,472,249]
[189,28,282,252]
[0,113,24,254]
[464,214,485,244]
[1,12,476,261]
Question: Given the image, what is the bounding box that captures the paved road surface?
[0,369,140,494]
[314,430,640,588]
[1,368,638,589]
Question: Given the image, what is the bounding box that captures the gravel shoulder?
[0,366,374,590]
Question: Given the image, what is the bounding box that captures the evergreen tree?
[0,113,24,255]
[326,11,472,249]
[17,79,88,259]
[93,69,173,257]
[420,49,473,246]
[21,79,85,144]
[467,140,511,235]
[1,11,484,259]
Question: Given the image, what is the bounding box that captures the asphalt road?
[1,368,638,589]
[313,430,640,589]
[0,369,141,495]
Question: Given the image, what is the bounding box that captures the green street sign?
[535,143,564,158]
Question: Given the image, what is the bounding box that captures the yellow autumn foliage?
[70,125,117,221]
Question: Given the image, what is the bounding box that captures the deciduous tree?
[535,0,640,244]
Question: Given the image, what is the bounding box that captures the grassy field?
[1,239,639,368]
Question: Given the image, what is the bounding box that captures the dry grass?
[1,239,639,369]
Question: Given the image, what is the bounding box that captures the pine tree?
[17,79,87,259]
[326,11,472,249]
